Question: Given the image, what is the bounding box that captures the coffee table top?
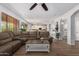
[26,40,49,44]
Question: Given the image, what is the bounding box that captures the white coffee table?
[26,40,50,52]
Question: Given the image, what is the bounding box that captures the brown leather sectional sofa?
[0,30,52,56]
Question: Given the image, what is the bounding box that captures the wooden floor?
[13,40,79,56]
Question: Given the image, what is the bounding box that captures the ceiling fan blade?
[30,3,37,10]
[41,3,48,11]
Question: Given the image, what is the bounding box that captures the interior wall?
[0,5,26,32]
[75,11,79,41]
[50,24,56,37]
[0,5,20,21]
[61,19,67,40]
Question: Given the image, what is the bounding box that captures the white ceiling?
[4,3,79,24]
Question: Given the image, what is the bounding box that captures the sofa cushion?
[22,31,29,35]
[0,32,10,40]
[0,43,13,55]
[0,40,22,56]
[40,31,49,37]
[0,38,12,46]
[29,31,36,35]
[13,37,27,42]
[8,40,22,47]
[13,31,21,36]
[8,31,14,38]
[18,38,27,42]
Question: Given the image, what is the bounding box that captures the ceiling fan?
[29,3,48,11]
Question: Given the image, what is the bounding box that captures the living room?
[0,1,79,57]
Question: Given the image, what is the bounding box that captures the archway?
[67,10,79,45]
[72,10,79,45]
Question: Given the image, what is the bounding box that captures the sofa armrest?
[48,37,53,44]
